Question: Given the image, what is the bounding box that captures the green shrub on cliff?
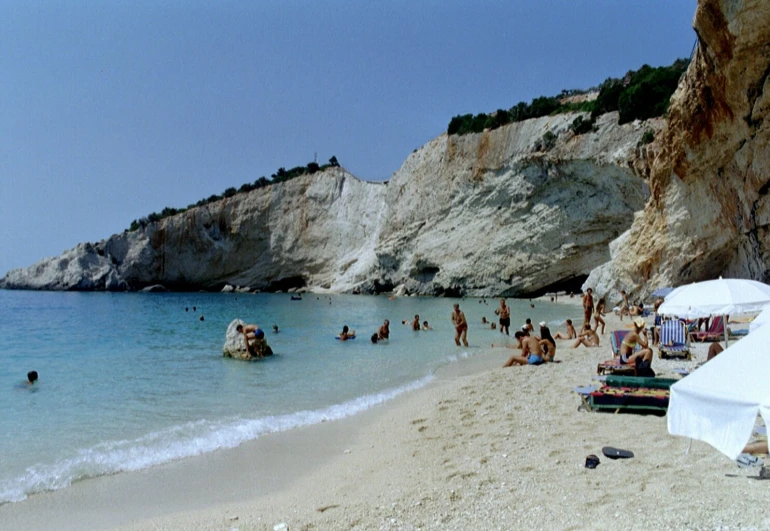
[592,59,688,124]
[447,58,688,136]
[127,156,341,232]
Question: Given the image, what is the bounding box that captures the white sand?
[2,308,767,530]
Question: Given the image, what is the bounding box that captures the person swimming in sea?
[339,325,356,341]
[14,371,39,390]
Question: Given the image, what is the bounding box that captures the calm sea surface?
[0,290,581,504]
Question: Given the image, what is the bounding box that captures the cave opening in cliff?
[267,276,307,292]
[521,274,589,298]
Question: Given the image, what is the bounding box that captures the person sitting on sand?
[378,320,390,340]
[451,303,469,347]
[619,317,653,368]
[412,315,421,331]
[593,298,607,335]
[422,320,433,330]
[572,324,600,348]
[503,331,547,367]
[538,322,557,362]
[629,301,645,316]
[707,342,724,361]
[553,319,576,340]
[339,325,356,341]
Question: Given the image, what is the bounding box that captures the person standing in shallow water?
[497,298,510,336]
[451,303,469,347]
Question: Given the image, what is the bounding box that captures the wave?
[0,374,434,505]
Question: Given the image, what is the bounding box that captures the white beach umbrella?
[658,278,770,319]
[658,278,770,346]
[668,322,770,460]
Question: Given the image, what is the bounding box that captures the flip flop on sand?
[602,447,634,459]
[736,453,764,468]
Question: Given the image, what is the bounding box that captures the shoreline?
[2,309,767,530]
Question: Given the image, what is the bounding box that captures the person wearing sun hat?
[619,317,654,371]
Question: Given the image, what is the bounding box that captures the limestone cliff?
[586,0,770,301]
[2,111,657,296]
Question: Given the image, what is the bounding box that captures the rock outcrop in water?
[1,110,657,296]
[223,319,272,360]
[586,0,770,300]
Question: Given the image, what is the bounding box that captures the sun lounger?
[597,330,639,375]
[597,359,637,375]
[587,385,670,413]
[658,319,691,360]
[690,315,725,342]
[578,376,677,413]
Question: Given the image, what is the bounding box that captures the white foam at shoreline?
[0,374,435,505]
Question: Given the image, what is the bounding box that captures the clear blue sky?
[1,1,697,276]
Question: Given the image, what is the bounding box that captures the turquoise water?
[0,290,581,504]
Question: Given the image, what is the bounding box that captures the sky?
[1,1,698,277]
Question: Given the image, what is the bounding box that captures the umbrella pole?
[724,314,728,348]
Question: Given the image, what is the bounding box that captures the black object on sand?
[585,455,600,469]
[602,447,634,459]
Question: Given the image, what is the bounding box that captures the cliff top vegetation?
[447,58,688,136]
[128,156,340,232]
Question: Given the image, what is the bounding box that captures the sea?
[0,290,581,504]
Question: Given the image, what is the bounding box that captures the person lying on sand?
[743,441,769,455]
[553,319,576,340]
[503,331,548,367]
[572,324,599,348]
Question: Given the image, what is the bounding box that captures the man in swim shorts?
[451,303,469,347]
[503,331,547,367]
[236,323,267,358]
[378,319,390,340]
[497,298,510,336]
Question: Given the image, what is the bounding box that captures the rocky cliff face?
[586,0,770,301]
[2,111,657,296]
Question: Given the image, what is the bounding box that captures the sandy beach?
[2,302,767,530]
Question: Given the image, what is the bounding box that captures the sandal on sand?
[602,447,634,459]
[736,453,764,468]
[585,455,600,469]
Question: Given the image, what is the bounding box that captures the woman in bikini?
[593,298,606,335]
[619,318,653,367]
[572,323,599,348]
